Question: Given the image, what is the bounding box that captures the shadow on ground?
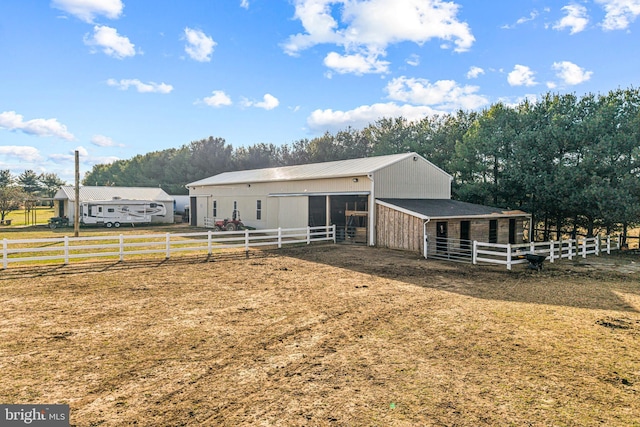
[282,244,640,313]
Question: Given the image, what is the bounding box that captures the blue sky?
[1,0,639,182]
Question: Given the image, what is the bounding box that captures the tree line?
[83,87,640,240]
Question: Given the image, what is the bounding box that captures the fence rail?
[1,225,336,269]
[472,235,619,270]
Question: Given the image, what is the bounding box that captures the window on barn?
[213,200,217,218]
[107,208,114,213]
[489,220,498,243]
[256,200,262,220]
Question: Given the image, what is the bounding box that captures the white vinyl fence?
[1,225,336,269]
[472,236,620,270]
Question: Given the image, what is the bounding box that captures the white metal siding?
[277,197,308,229]
[373,156,451,199]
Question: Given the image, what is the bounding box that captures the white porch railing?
[1,225,336,269]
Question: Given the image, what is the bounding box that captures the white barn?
[53,186,175,225]
[187,152,530,253]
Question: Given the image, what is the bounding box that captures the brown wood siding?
[376,204,425,254]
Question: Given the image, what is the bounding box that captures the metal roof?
[54,186,174,202]
[377,198,529,219]
[187,152,448,187]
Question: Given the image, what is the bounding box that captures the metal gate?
[426,236,473,263]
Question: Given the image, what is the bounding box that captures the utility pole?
[74,150,80,237]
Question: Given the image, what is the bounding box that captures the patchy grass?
[1,206,55,227]
[0,245,639,426]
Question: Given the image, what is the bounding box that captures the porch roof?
[376,198,529,220]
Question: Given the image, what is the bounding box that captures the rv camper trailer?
[81,199,166,228]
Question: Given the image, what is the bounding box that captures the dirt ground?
[1,244,639,426]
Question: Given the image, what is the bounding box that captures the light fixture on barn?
[352,178,358,183]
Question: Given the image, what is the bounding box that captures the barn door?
[460,220,471,252]
[308,196,326,227]
[189,197,197,226]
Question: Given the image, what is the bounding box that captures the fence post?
[472,241,477,265]
[617,234,621,250]
[549,240,555,263]
[568,239,574,260]
[208,230,212,255]
[595,236,600,256]
[307,226,311,245]
[64,236,69,265]
[278,227,282,249]
[507,243,512,271]
[165,233,171,259]
[559,239,563,260]
[530,241,535,254]
[245,229,250,257]
[119,234,124,261]
[607,235,611,255]
[332,224,336,244]
[2,238,7,269]
[582,238,587,258]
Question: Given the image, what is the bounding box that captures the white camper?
[80,199,167,228]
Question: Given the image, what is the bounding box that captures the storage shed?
[376,199,529,257]
[186,152,530,254]
[53,186,175,225]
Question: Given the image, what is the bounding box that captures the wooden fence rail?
[1,225,336,269]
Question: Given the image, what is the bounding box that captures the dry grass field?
[1,243,639,426]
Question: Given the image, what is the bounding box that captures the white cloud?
[184,28,216,62]
[323,51,390,75]
[202,90,233,107]
[283,0,474,75]
[502,10,539,29]
[0,111,75,141]
[91,135,124,147]
[50,148,119,167]
[466,66,485,79]
[406,54,420,67]
[385,77,489,110]
[240,0,249,9]
[52,0,123,23]
[0,146,42,162]
[596,0,640,30]
[107,78,173,93]
[307,102,442,133]
[553,4,589,34]
[507,64,537,86]
[552,61,593,85]
[243,94,280,110]
[84,25,137,59]
[498,94,539,108]
[75,146,89,157]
